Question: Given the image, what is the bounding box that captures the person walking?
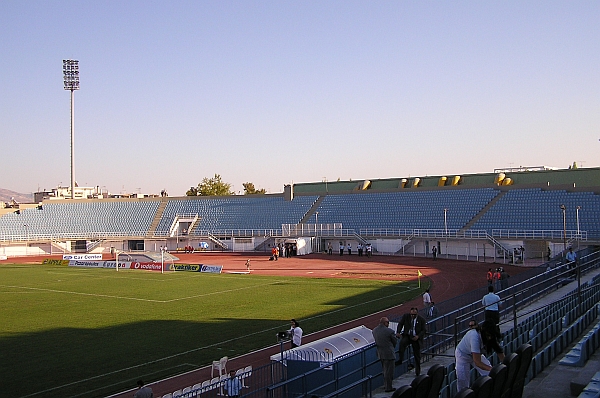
[431,245,437,260]
[372,317,398,392]
[396,307,426,376]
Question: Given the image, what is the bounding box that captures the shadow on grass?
[2,281,422,398]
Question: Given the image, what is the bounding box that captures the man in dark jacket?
[396,307,427,376]
[372,317,398,392]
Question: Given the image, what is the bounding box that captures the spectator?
[455,320,504,391]
[426,301,439,320]
[566,247,577,265]
[422,288,432,309]
[290,319,303,348]
[431,245,437,260]
[500,267,510,290]
[372,317,397,392]
[482,285,501,327]
[224,369,242,398]
[426,301,439,334]
[134,380,153,398]
[396,307,426,376]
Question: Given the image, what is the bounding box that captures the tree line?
[186,174,267,196]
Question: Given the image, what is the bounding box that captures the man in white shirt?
[422,289,432,308]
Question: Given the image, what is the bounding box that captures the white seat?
[209,377,220,391]
[162,394,173,398]
[241,365,252,388]
[182,386,192,394]
[172,389,182,398]
[218,374,228,395]
[200,380,211,392]
[192,382,202,391]
[211,356,228,377]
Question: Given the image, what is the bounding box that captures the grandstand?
[1,166,599,258]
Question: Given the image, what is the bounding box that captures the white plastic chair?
[241,365,252,388]
[182,386,192,395]
[200,380,211,392]
[172,389,182,398]
[192,382,203,391]
[162,394,173,398]
[211,356,228,377]
[218,374,228,395]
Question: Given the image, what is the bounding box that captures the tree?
[243,182,266,195]
[187,174,233,196]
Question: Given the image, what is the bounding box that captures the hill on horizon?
[0,188,32,204]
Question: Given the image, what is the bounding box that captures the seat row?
[393,344,533,398]
[156,365,252,398]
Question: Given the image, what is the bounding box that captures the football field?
[0,263,423,397]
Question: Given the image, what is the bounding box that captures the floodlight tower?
[63,60,80,199]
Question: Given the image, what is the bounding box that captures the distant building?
[34,186,159,202]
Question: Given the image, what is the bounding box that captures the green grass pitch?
[0,263,423,397]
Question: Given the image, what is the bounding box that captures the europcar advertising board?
[69,260,130,269]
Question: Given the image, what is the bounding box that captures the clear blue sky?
[1,1,598,196]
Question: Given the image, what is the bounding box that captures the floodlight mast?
[63,60,79,199]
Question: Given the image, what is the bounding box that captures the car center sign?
[63,254,103,261]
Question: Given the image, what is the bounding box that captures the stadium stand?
[1,167,599,261]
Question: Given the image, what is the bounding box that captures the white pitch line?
[0,280,286,303]
[0,284,165,302]
[163,280,286,302]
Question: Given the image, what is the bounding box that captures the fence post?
[513,293,518,341]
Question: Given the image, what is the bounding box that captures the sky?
[1,1,598,196]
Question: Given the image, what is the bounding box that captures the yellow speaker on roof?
[400,179,408,188]
[438,177,447,187]
[495,173,505,185]
[502,177,513,186]
[413,178,421,187]
[452,176,461,186]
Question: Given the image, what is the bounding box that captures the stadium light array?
[63,60,79,199]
